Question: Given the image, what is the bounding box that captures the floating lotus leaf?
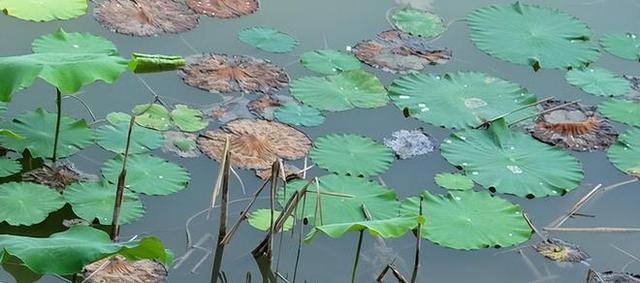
[255,164,301,180]
[290,70,389,111]
[238,27,298,53]
[300,49,361,75]
[599,99,640,127]
[96,117,164,154]
[94,0,199,37]
[0,225,170,275]
[391,8,445,38]
[0,108,94,159]
[352,30,451,73]
[248,95,296,120]
[179,53,289,94]
[525,100,618,151]
[310,134,394,177]
[171,104,209,132]
[83,255,168,283]
[383,129,434,159]
[600,32,640,61]
[607,128,640,177]
[0,157,21,177]
[401,190,531,249]
[274,103,325,127]
[132,103,171,131]
[0,0,87,21]
[186,0,258,18]
[247,209,293,231]
[206,95,253,123]
[64,181,145,225]
[566,67,630,97]
[280,175,417,241]
[105,112,132,124]
[162,131,201,158]
[22,163,93,191]
[102,154,190,196]
[198,119,311,169]
[128,53,186,73]
[587,270,640,283]
[389,72,537,128]
[466,2,599,70]
[0,182,65,226]
[434,173,474,191]
[441,119,584,198]
[533,238,590,263]
[0,29,129,101]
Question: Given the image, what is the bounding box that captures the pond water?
[0,0,639,282]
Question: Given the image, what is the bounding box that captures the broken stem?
[110,116,135,241]
[210,139,231,283]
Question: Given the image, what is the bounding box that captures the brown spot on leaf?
[187,0,259,18]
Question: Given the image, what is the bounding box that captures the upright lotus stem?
[211,138,231,283]
[410,196,424,283]
[52,88,63,163]
[110,116,136,241]
[352,204,372,283]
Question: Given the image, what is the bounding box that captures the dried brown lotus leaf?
[587,270,640,283]
[186,0,259,18]
[255,164,302,180]
[22,163,95,191]
[197,119,311,170]
[205,95,253,123]
[248,95,296,120]
[352,30,451,74]
[179,53,289,94]
[83,255,167,283]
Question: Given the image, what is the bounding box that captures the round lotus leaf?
[238,27,298,53]
[440,119,584,198]
[170,105,209,132]
[0,157,21,177]
[101,154,190,196]
[466,2,600,69]
[96,120,164,155]
[0,108,94,159]
[389,72,537,128]
[0,0,87,21]
[600,32,640,61]
[566,67,630,97]
[434,173,474,191]
[607,128,640,177]
[32,30,118,55]
[247,209,293,232]
[300,49,361,75]
[290,70,389,112]
[391,8,445,38]
[0,182,66,226]
[132,104,171,131]
[274,103,325,127]
[599,99,640,127]
[64,181,145,225]
[105,112,132,124]
[310,134,394,177]
[401,190,532,250]
[187,0,258,19]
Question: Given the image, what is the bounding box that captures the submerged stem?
[110,116,135,241]
[351,231,364,283]
[410,196,423,283]
[52,88,62,163]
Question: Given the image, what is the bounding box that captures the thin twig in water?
[508,99,581,127]
[476,96,555,129]
[230,167,247,194]
[221,179,270,245]
[63,94,97,122]
[208,137,231,219]
[376,264,408,283]
[523,213,548,241]
[210,139,231,283]
[410,196,423,283]
[543,227,640,233]
[610,244,640,264]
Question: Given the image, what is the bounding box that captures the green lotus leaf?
[105,112,132,124]
[132,103,171,131]
[32,29,118,55]
[566,67,630,97]
[299,49,361,75]
[0,225,170,275]
[466,2,599,70]
[434,173,474,191]
[600,32,640,61]
[96,119,164,154]
[279,175,414,241]
[401,190,532,250]
[64,181,145,225]
[247,209,293,232]
[607,128,640,177]
[440,119,584,198]
[0,182,65,226]
[0,0,87,21]
[238,27,298,53]
[274,103,325,127]
[0,108,94,159]
[0,157,21,177]
[128,53,186,73]
[389,72,537,128]
[170,104,208,132]
[101,154,190,196]
[310,134,394,177]
[599,99,640,127]
[391,8,446,38]
[290,70,389,111]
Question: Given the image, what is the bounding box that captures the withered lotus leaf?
[248,95,296,120]
[23,163,95,191]
[205,95,253,123]
[526,100,618,151]
[255,164,302,181]
[186,0,259,18]
[94,0,200,37]
[82,255,167,283]
[179,53,289,94]
[352,30,451,73]
[533,238,590,263]
[197,119,312,169]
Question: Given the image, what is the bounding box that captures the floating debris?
[162,131,201,158]
[205,95,253,123]
[187,0,259,19]
[587,270,640,283]
[248,95,296,120]
[22,163,94,191]
[383,129,434,159]
[533,238,590,263]
[255,164,302,181]
[82,255,168,283]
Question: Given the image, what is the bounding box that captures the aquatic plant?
[600,32,640,61]
[607,127,640,177]
[162,131,201,158]
[0,157,20,177]
[0,182,65,226]
[101,154,191,195]
[82,255,168,283]
[383,128,434,159]
[566,67,630,97]
[248,95,296,120]
[434,173,474,191]
[274,103,325,127]
[128,53,186,73]
[64,181,145,225]
[206,95,253,123]
[0,0,87,21]
[248,209,294,231]
[187,0,259,18]
[300,49,362,75]
[599,99,640,127]
[391,8,445,38]
[238,27,298,53]
[311,134,394,177]
[96,114,164,154]
[533,238,590,263]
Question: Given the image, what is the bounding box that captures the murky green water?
[0,0,639,282]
